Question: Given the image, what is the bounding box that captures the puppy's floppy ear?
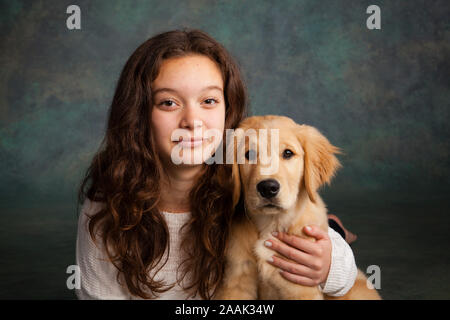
[296,125,342,203]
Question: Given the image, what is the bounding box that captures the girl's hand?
[264,225,332,287]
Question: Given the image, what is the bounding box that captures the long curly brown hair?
[78,29,248,299]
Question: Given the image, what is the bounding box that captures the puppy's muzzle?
[257,179,280,199]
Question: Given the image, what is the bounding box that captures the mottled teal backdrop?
[0,0,449,299]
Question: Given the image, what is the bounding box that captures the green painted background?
[0,0,449,299]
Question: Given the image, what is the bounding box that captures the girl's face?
[151,54,226,168]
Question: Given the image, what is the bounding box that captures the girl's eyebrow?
[152,85,223,95]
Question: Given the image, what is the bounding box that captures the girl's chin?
[166,152,212,166]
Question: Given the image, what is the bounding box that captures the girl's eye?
[160,100,177,107]
[204,98,217,105]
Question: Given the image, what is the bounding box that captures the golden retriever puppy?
[215,115,380,300]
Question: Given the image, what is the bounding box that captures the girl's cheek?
[209,104,226,127]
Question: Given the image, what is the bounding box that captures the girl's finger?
[272,231,318,254]
[303,225,329,241]
[264,239,316,269]
[278,269,318,287]
[267,254,316,278]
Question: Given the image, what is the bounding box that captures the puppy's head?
[230,115,341,215]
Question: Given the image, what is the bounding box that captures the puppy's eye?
[283,149,294,159]
[245,149,257,161]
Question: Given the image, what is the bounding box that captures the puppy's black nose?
[257,179,280,199]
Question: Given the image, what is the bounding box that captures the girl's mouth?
[177,137,205,148]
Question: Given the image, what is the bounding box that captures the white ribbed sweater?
[75,198,357,300]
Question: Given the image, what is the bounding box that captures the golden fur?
[215,115,381,300]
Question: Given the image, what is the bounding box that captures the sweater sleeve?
[319,227,357,296]
[75,198,132,300]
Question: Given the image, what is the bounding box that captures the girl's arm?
[264,225,357,297]
[75,199,132,300]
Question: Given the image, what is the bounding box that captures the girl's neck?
[158,164,205,213]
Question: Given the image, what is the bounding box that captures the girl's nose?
[180,105,203,130]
